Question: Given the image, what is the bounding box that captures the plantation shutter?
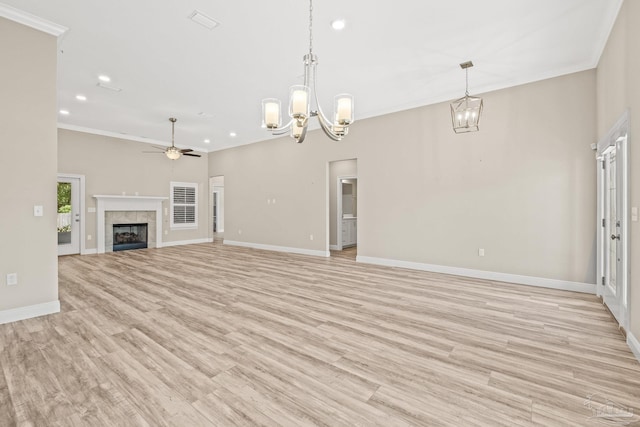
[170,183,198,228]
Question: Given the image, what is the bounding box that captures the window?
[170,182,198,229]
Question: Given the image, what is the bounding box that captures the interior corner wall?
[209,69,597,284]
[596,0,640,341]
[57,129,210,249]
[0,18,59,313]
[329,159,357,247]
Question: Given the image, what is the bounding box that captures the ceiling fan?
[144,117,201,160]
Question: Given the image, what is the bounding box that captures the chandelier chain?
[309,0,313,55]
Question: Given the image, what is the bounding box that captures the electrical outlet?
[478,248,485,257]
[310,234,314,241]
[33,205,43,217]
[6,273,18,286]
[238,229,242,235]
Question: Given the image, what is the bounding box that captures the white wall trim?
[0,3,68,36]
[356,255,596,294]
[0,300,60,325]
[627,333,640,364]
[161,238,213,248]
[83,248,98,255]
[330,244,340,251]
[224,240,330,258]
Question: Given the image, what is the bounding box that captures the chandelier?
[451,61,483,133]
[261,0,354,143]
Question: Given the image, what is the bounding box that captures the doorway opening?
[210,175,225,243]
[57,174,85,256]
[328,159,357,260]
[596,111,629,331]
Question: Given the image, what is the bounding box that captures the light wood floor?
[1,243,639,426]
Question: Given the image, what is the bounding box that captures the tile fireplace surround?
[94,195,167,254]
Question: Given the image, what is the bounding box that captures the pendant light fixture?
[451,61,483,133]
[261,0,354,143]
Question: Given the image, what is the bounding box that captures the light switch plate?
[88,207,96,213]
[33,205,43,217]
[6,273,17,286]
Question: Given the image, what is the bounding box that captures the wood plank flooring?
[1,242,639,426]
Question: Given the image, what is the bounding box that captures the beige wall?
[329,160,357,247]
[210,70,597,283]
[596,0,640,339]
[58,129,210,249]
[0,18,58,312]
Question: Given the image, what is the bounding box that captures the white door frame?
[337,175,357,250]
[57,173,86,255]
[596,110,629,331]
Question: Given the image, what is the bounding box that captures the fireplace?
[113,223,148,252]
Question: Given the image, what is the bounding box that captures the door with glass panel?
[599,133,628,330]
[57,177,81,255]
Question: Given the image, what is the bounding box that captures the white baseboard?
[224,240,330,258]
[356,255,596,294]
[82,248,98,255]
[330,245,340,251]
[628,333,640,364]
[0,300,60,325]
[160,238,213,248]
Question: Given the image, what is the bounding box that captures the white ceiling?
[2,0,622,152]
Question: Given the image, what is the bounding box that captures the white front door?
[597,115,628,330]
[57,177,81,256]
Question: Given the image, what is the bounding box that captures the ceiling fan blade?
[183,153,201,157]
[142,151,167,153]
[149,146,166,150]
[180,148,193,153]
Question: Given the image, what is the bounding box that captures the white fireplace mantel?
[94,195,167,254]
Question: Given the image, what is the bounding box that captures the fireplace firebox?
[113,223,148,251]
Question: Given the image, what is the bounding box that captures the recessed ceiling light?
[331,19,346,31]
[76,94,87,101]
[59,109,70,115]
[204,139,211,143]
[229,132,237,137]
[98,75,111,82]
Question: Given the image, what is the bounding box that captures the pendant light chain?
[308,0,314,55]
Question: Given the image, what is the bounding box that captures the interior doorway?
[57,174,85,256]
[596,111,629,331]
[328,159,357,259]
[210,175,225,243]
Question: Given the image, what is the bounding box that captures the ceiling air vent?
[188,10,220,30]
[96,82,122,92]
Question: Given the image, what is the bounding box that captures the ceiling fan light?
[166,146,181,160]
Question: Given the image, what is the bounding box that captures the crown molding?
[0,3,68,36]
[57,123,206,154]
